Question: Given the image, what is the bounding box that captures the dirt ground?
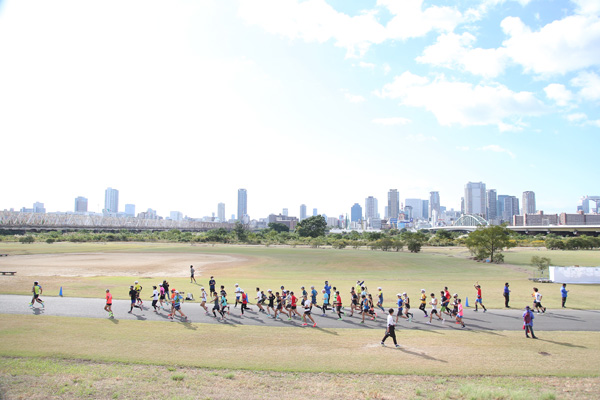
[0,253,245,277]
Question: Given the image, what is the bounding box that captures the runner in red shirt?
[335,290,343,320]
[289,292,302,319]
[104,289,114,318]
[474,282,487,312]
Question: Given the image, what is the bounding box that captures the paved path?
[2,295,600,332]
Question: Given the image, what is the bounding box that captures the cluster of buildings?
[7,185,600,231]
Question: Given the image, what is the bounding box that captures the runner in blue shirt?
[169,290,188,321]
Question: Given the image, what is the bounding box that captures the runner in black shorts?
[267,289,275,317]
[274,292,284,320]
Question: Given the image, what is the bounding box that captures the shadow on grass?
[313,326,339,335]
[537,338,587,349]
[398,347,448,363]
[181,321,197,330]
[109,318,119,324]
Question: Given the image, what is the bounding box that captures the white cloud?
[383,63,391,75]
[571,71,600,100]
[239,0,464,58]
[573,0,600,15]
[343,90,366,103]
[372,117,411,126]
[376,71,546,130]
[358,61,376,69]
[480,144,516,158]
[417,32,508,78]
[456,146,470,151]
[500,14,600,75]
[544,83,574,107]
[588,119,600,127]
[567,112,587,121]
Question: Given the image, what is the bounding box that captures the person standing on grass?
[426,293,445,325]
[302,294,317,327]
[200,287,209,314]
[503,283,511,308]
[190,265,196,284]
[30,281,44,308]
[128,285,141,313]
[532,287,546,314]
[159,284,166,310]
[473,283,487,312]
[561,284,569,308]
[455,299,465,328]
[163,280,170,301]
[208,276,216,297]
[403,293,413,321]
[151,285,160,312]
[104,289,113,318]
[523,305,537,338]
[334,290,344,320]
[419,289,428,317]
[381,308,400,348]
[169,290,188,321]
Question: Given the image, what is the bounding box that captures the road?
[2,295,599,331]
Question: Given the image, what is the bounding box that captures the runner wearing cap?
[419,289,428,317]
[403,292,413,321]
[234,284,241,308]
[169,290,188,321]
[134,281,143,310]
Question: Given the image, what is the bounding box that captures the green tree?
[531,256,551,276]
[268,222,290,233]
[295,215,327,238]
[19,235,35,244]
[233,222,248,242]
[465,225,515,262]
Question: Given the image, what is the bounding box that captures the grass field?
[1,242,598,309]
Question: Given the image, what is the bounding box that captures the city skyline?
[0,1,597,219]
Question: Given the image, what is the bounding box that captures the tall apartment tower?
[429,192,440,220]
[522,191,536,214]
[125,204,135,217]
[313,208,318,216]
[74,196,88,213]
[464,182,487,218]
[237,189,247,220]
[487,189,497,220]
[104,187,119,214]
[218,203,225,222]
[365,196,378,220]
[503,196,520,220]
[351,203,362,222]
[387,189,400,219]
[33,202,46,213]
[300,204,307,221]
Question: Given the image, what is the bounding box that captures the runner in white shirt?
[301,295,317,327]
[255,287,266,314]
[532,287,546,313]
[427,293,445,324]
[151,286,160,312]
[234,284,242,308]
[200,287,209,314]
[381,309,400,347]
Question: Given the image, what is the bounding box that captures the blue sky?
[0,0,598,219]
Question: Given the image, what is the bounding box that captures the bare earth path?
[2,294,599,331]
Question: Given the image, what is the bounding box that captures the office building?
[365,196,378,220]
[74,197,88,213]
[429,192,440,220]
[300,204,307,221]
[487,189,497,220]
[384,206,389,219]
[422,199,429,219]
[170,211,183,221]
[313,208,318,216]
[104,187,119,214]
[387,189,399,219]
[237,189,247,220]
[218,203,225,222]
[33,202,46,213]
[503,196,519,220]
[351,203,362,222]
[268,214,298,230]
[464,182,487,218]
[522,191,536,215]
[497,195,509,218]
[405,199,423,220]
[125,204,135,217]
[282,208,288,217]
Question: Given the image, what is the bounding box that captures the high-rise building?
[384,206,389,219]
[365,196,378,220]
[218,203,225,222]
[405,199,423,220]
[497,195,509,218]
[522,191,536,214]
[422,200,429,219]
[464,182,487,218]
[300,204,307,221]
[237,189,247,220]
[487,189,497,220]
[125,204,135,217]
[74,196,88,213]
[429,192,440,220]
[33,202,46,213]
[503,196,519,220]
[351,203,362,222]
[313,208,318,216]
[170,211,183,221]
[460,197,465,215]
[387,189,399,219]
[282,208,288,217]
[104,187,119,214]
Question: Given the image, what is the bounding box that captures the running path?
[1,295,599,331]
